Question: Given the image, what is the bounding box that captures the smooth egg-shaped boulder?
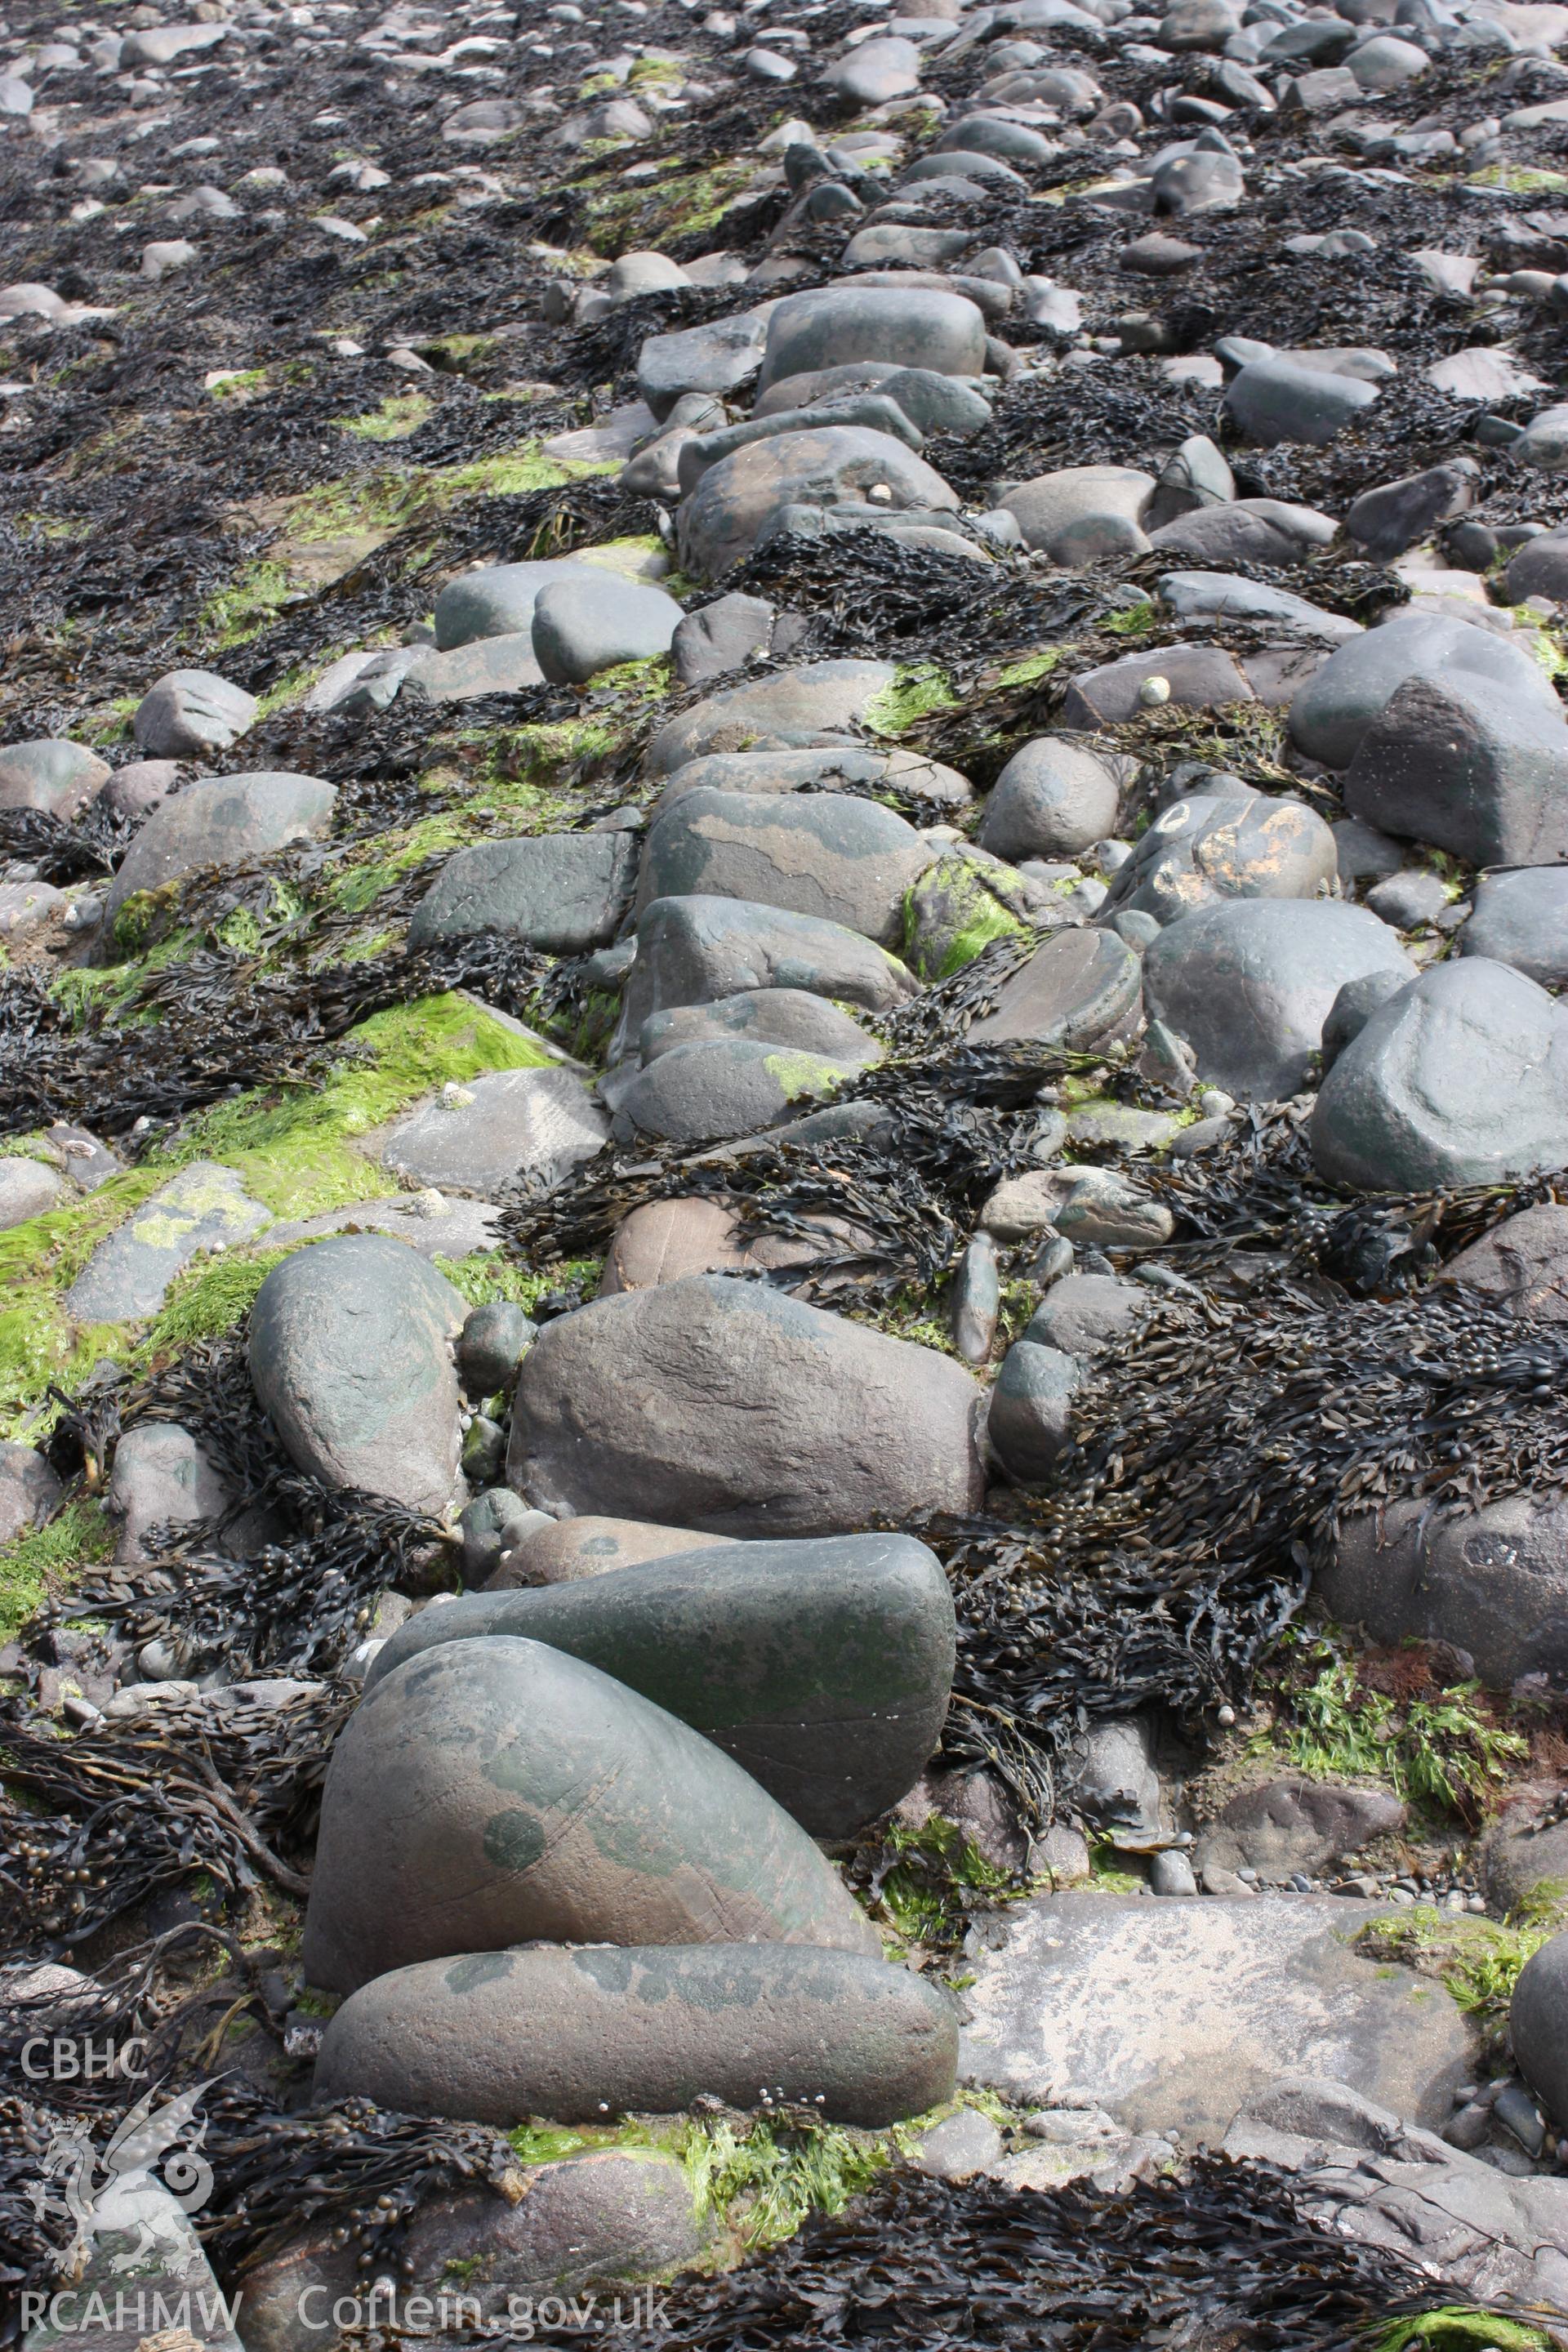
[506,1274,985,1537]
[363,1532,955,1837]
[106,771,336,920]
[758,286,988,394]
[247,1233,465,1514]
[677,426,959,580]
[300,1636,880,1993]
[635,786,933,947]
[314,1941,959,2127]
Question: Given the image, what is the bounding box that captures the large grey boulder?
[365,1531,954,1835]
[376,1067,609,1196]
[640,988,880,1070]
[1441,1200,1568,1321]
[531,573,683,684]
[299,1635,880,1991]
[1343,672,1568,866]
[1103,792,1337,927]
[1149,498,1336,567]
[677,427,958,578]
[1311,959,1568,1190]
[105,773,336,920]
[978,738,1127,861]
[637,309,772,421]
[0,738,109,820]
[959,1892,1473,2136]
[968,927,1143,1049]
[1287,613,1559,769]
[636,786,932,946]
[0,1156,67,1229]
[408,834,639,956]
[65,1163,270,1322]
[247,1234,466,1515]
[1142,900,1414,1100]
[758,286,988,394]
[998,466,1154,561]
[431,559,602,651]
[105,1422,234,1564]
[620,895,916,1042]
[646,659,897,774]
[827,33,923,103]
[1223,354,1379,446]
[131,668,256,759]
[613,1038,849,1146]
[1511,1933,1568,2132]
[1460,866,1568,988]
[1192,1777,1405,1886]
[506,1274,985,1536]
[315,1942,956,2128]
[1318,1493,1568,1687]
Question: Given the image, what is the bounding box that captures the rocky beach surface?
[2,0,1568,2340]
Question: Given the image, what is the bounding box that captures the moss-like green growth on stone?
[862,663,961,738]
[338,390,434,442]
[144,1245,296,1356]
[198,559,297,649]
[0,1494,113,1645]
[278,439,617,546]
[0,1171,167,1434]
[762,1051,850,1103]
[434,1253,604,1313]
[902,856,1029,982]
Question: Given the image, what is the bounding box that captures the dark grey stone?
[1060,645,1253,728]
[131,667,256,759]
[1288,612,1558,770]
[1319,1492,1568,1687]
[1311,957,1568,1190]
[880,368,994,434]
[636,309,772,421]
[677,425,959,579]
[1156,572,1359,636]
[0,1157,66,1229]
[106,1421,238,1565]
[1024,1272,1148,1361]
[1462,866,1568,987]
[677,393,926,489]
[978,737,1126,860]
[620,895,916,1045]
[1344,673,1568,866]
[432,559,603,651]
[614,1036,849,1146]
[459,1487,546,1588]
[1149,497,1338,565]
[1504,524,1568,604]
[636,785,931,946]
[1224,359,1379,446]
[1363,868,1450,929]
[671,590,777,684]
[531,573,682,684]
[1142,899,1414,1100]
[1345,461,1477,561]
[935,112,1055,163]
[758,285,988,395]
[408,833,638,956]
[987,1339,1078,1480]
[1000,463,1154,559]
[247,1233,466,1515]
[1103,792,1337,926]
[659,742,972,813]
[366,1530,954,1836]
[968,926,1143,1049]
[457,1300,536,1396]
[827,34,923,102]
[299,1633,880,1991]
[315,1942,956,2128]
[106,772,336,919]
[506,1273,985,1537]
[640,987,879,1068]
[1320,965,1412,1070]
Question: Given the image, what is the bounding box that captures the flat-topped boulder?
[506,1274,985,1537]
[316,1942,956,2128]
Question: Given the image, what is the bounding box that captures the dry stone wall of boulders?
[4,0,1568,2332]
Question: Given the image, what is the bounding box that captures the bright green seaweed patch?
[862,663,960,737]
[0,1494,113,1645]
